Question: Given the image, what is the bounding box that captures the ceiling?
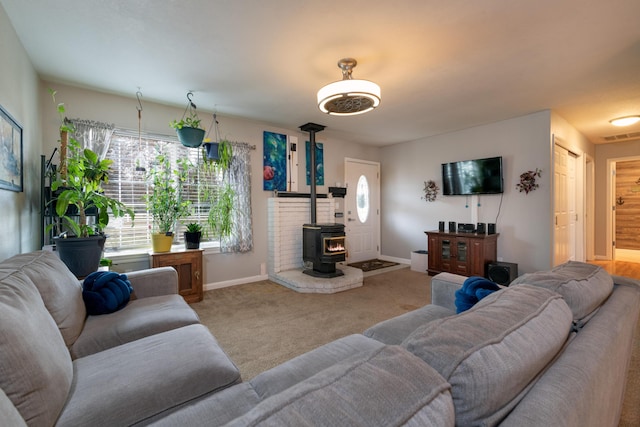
[2,0,640,146]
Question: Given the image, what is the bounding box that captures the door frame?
[344,158,380,262]
[606,155,640,261]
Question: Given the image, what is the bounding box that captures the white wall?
[0,6,42,261]
[380,111,553,274]
[39,82,380,284]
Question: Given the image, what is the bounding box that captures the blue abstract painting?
[306,141,324,186]
[263,131,287,191]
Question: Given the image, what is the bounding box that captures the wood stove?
[302,223,346,277]
[299,122,346,278]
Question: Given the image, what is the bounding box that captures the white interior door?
[553,143,578,266]
[344,159,380,263]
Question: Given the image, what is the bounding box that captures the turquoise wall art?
[263,131,287,191]
[306,141,324,186]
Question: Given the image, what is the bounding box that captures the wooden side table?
[150,249,203,303]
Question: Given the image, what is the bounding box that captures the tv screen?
[441,156,504,195]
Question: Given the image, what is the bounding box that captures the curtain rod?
[114,127,256,150]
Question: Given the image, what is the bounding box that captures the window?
[101,130,222,252]
[356,174,370,223]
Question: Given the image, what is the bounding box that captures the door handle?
[348,218,355,222]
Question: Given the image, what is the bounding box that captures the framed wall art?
[0,104,23,192]
[263,131,287,191]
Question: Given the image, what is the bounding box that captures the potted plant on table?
[184,222,203,249]
[48,90,134,277]
[145,153,192,252]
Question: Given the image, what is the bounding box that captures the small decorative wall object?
[0,103,23,192]
[263,131,287,191]
[422,180,439,202]
[516,168,541,194]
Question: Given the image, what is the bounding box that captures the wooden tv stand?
[425,231,498,277]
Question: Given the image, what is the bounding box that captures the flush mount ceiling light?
[317,58,381,116]
[610,115,640,127]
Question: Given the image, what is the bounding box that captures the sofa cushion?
[250,334,385,399]
[364,304,455,345]
[1,250,86,346]
[0,269,73,426]
[510,261,613,324]
[402,285,572,426]
[0,388,26,427]
[225,346,455,427]
[70,294,201,359]
[57,324,241,427]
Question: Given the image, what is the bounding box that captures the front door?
[344,159,380,263]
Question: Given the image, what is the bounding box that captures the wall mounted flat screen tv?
[441,156,504,195]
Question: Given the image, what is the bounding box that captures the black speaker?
[487,223,496,235]
[439,221,445,232]
[487,262,518,286]
[476,222,486,234]
[448,221,456,233]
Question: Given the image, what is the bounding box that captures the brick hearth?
[267,197,362,293]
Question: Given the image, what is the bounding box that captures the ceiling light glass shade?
[610,116,640,126]
[317,79,381,116]
[317,58,381,116]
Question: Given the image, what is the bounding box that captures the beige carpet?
[191,267,639,426]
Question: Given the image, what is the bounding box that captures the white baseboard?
[204,274,269,291]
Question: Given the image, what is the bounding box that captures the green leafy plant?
[48,90,134,238]
[169,112,202,130]
[144,153,192,234]
[202,139,233,171]
[208,183,234,237]
[185,222,203,233]
[170,92,202,130]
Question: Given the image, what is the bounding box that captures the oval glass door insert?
[356,174,370,223]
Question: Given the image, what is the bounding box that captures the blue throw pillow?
[454,276,501,313]
[82,271,133,315]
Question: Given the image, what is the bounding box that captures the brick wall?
[267,198,335,274]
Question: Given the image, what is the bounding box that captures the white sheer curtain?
[220,142,253,253]
[66,118,115,159]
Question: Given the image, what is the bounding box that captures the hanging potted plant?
[144,153,192,252]
[48,90,134,277]
[184,222,203,249]
[202,113,233,167]
[170,92,205,148]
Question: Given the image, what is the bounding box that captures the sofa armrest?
[611,274,640,290]
[431,272,466,310]
[127,267,178,298]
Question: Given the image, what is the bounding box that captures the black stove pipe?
[299,123,326,224]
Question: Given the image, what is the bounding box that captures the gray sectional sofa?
[2,251,639,426]
[0,251,240,426]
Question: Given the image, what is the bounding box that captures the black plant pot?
[54,234,106,278]
[176,126,205,148]
[184,231,202,249]
[203,142,220,160]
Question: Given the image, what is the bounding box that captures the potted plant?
[170,92,205,148]
[203,138,233,168]
[48,90,134,277]
[184,222,203,249]
[144,153,192,252]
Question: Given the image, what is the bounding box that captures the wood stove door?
[345,159,380,263]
